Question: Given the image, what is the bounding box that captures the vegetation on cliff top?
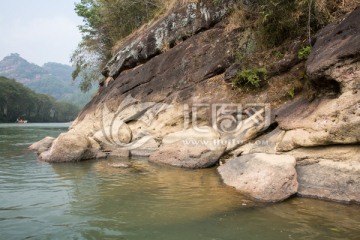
[0,76,80,123]
[71,0,164,92]
[229,0,359,92]
[71,0,360,92]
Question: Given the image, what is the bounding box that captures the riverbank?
[30,1,360,204]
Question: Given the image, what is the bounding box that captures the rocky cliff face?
[31,1,360,204]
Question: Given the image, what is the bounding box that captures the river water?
[0,123,360,240]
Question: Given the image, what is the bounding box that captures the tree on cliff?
[71,0,163,92]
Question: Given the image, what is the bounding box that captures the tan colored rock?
[218,153,298,202]
[287,145,360,165]
[128,104,185,140]
[130,138,159,157]
[148,126,225,168]
[274,8,360,151]
[297,159,360,203]
[93,123,132,145]
[39,131,95,162]
[162,126,221,150]
[29,136,55,154]
[149,140,225,169]
[232,128,285,157]
[221,105,271,151]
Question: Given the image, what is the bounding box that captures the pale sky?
[0,0,82,66]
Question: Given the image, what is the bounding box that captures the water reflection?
[1,123,360,240]
[50,158,360,240]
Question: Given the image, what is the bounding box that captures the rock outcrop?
[276,6,360,151]
[30,2,360,204]
[297,159,360,203]
[218,153,298,202]
[39,131,98,162]
[149,127,225,168]
[29,136,55,155]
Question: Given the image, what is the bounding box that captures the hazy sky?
[0,0,82,66]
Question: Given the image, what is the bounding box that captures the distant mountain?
[0,53,94,107]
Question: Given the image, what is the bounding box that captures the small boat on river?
[16,118,28,124]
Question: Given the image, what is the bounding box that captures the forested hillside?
[0,53,94,107]
[0,76,79,123]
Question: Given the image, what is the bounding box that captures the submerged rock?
[218,153,298,202]
[108,162,131,169]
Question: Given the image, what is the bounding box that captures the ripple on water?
[1,124,360,240]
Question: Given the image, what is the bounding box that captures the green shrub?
[287,87,295,98]
[213,0,223,5]
[298,46,312,60]
[254,0,333,48]
[232,67,267,89]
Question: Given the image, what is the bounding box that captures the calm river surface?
[1,123,360,240]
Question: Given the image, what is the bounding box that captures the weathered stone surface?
[218,153,298,202]
[288,145,360,165]
[233,128,286,156]
[297,159,360,203]
[306,6,360,80]
[130,138,159,157]
[149,126,225,168]
[221,104,271,151]
[39,131,95,162]
[127,103,185,140]
[102,0,231,78]
[28,136,55,154]
[286,145,360,203]
[272,8,360,152]
[149,140,225,169]
[93,124,132,145]
[28,1,360,206]
[162,127,221,150]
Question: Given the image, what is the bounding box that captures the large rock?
[297,159,360,203]
[149,140,225,169]
[39,131,95,162]
[274,8,360,151]
[221,104,271,151]
[218,153,298,202]
[306,6,360,79]
[162,127,221,150]
[102,0,231,78]
[130,138,159,157]
[28,136,55,154]
[149,127,225,168]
